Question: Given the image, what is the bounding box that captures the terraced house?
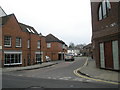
[91,0,120,70]
[0,14,47,67]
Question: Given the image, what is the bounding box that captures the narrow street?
[2,57,118,88]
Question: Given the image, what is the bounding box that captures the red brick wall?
[2,14,47,67]
[91,2,119,39]
[91,2,120,70]
[46,42,64,60]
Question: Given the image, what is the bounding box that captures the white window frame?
[98,0,111,20]
[16,37,22,47]
[4,36,11,47]
[27,40,30,48]
[4,51,22,65]
[37,40,41,49]
[35,52,43,62]
[47,43,51,48]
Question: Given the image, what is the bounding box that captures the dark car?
[65,54,74,61]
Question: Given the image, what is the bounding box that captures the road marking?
[73,58,120,85]
[18,74,23,76]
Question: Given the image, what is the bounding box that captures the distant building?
[67,49,80,56]
[45,34,67,60]
[91,0,120,70]
[82,43,93,57]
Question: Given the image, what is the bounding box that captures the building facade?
[1,14,47,67]
[45,34,67,60]
[91,0,120,70]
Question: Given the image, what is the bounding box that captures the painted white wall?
[0,7,7,17]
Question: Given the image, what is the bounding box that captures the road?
[2,57,118,88]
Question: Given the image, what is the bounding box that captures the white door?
[100,43,105,68]
[112,40,119,70]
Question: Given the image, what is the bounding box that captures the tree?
[69,42,75,49]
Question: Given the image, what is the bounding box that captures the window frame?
[27,40,30,48]
[35,54,41,63]
[98,0,111,21]
[37,40,41,49]
[16,37,22,48]
[4,53,22,65]
[4,36,12,47]
[47,43,51,48]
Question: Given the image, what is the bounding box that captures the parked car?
[64,54,74,61]
[46,56,51,62]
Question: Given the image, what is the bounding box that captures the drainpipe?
[39,33,42,64]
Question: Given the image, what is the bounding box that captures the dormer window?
[98,0,111,21]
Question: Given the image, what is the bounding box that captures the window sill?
[16,46,22,48]
[4,63,22,65]
[4,46,12,48]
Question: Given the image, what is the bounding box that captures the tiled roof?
[0,14,12,26]
[45,34,66,44]
[19,23,38,34]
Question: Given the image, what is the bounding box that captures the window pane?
[4,36,11,46]
[11,54,14,63]
[18,54,21,63]
[47,43,51,48]
[37,40,40,48]
[28,40,30,48]
[15,54,18,63]
[16,37,21,47]
[102,0,107,18]
[99,5,102,20]
[106,0,111,12]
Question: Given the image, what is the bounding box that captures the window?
[98,0,111,20]
[4,36,11,47]
[47,43,51,48]
[4,53,22,65]
[37,40,40,49]
[16,37,21,47]
[27,40,30,48]
[36,54,41,63]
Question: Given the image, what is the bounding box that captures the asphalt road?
[2,57,119,88]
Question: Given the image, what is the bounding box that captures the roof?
[19,23,38,34]
[83,43,92,49]
[0,14,13,26]
[46,34,65,44]
[0,6,7,17]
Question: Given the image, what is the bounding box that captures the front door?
[104,41,113,69]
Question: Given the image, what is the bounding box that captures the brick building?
[0,7,7,67]
[91,0,120,70]
[82,43,93,57]
[45,34,67,61]
[1,14,47,67]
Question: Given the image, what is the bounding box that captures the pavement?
[78,57,120,83]
[1,60,63,72]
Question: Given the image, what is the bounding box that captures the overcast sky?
[0,0,92,45]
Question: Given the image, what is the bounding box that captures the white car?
[65,54,74,61]
[46,56,51,62]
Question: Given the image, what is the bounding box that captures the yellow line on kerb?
[73,58,120,85]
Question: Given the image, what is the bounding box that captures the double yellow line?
[73,58,120,85]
